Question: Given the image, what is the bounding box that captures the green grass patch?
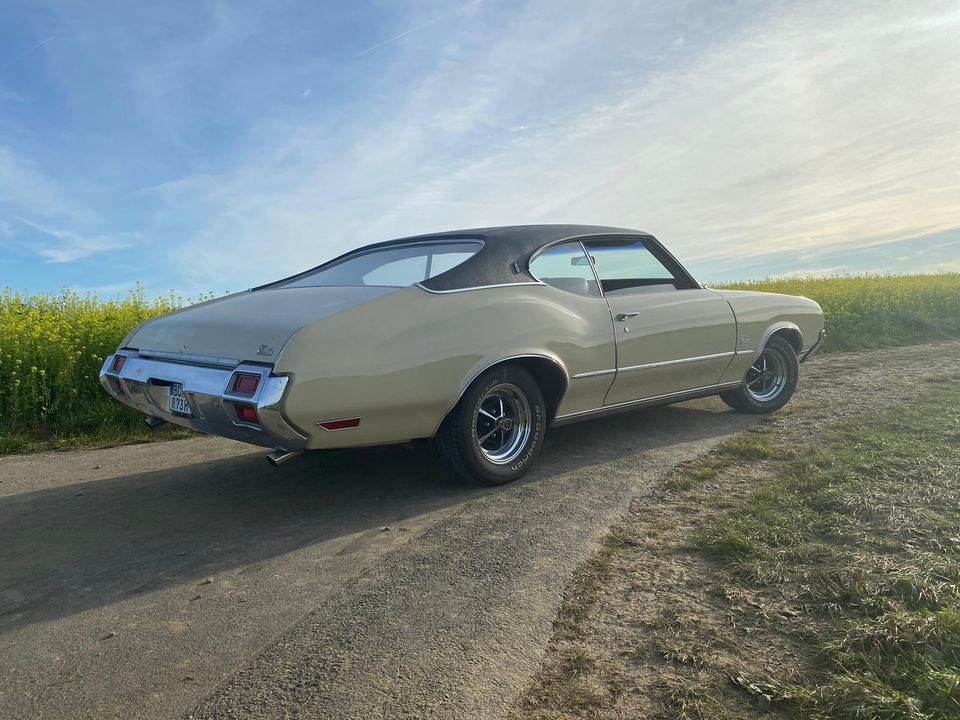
[697,381,960,718]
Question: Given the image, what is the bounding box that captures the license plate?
[168,383,192,417]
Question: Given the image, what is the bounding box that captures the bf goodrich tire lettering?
[435,366,546,486]
[721,335,799,414]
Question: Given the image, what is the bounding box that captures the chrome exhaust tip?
[145,415,167,429]
[266,449,300,467]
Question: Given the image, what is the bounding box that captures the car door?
[581,237,737,405]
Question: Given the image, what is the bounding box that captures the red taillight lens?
[232,372,260,395]
[318,417,361,431]
[111,355,126,372]
[109,376,126,397]
[234,403,259,424]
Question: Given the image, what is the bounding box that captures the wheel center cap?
[498,417,513,431]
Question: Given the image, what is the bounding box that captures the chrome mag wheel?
[474,382,532,465]
[745,347,788,401]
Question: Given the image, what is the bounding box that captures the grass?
[693,380,960,718]
[2,273,959,453]
[514,367,960,719]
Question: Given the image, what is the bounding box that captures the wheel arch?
[436,354,570,435]
[759,322,803,355]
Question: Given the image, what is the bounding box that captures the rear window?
[279,241,482,288]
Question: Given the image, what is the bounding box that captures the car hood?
[125,285,398,364]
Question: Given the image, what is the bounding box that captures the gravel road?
[2,342,957,719]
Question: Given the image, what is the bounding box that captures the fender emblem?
[256,344,275,356]
[739,336,751,345]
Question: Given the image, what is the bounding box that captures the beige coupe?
[100,225,824,485]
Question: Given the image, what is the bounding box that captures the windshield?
[279,241,483,288]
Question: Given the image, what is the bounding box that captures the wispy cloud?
[2,0,959,292]
[17,218,133,263]
[149,0,960,288]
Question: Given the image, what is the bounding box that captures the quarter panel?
[275,285,616,449]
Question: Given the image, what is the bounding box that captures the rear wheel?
[720,335,799,414]
[434,365,546,485]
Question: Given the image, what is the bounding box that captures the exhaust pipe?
[145,415,167,429]
[266,448,300,467]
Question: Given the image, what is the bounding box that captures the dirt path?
[1,342,957,719]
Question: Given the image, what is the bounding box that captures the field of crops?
[2,274,959,453]
[0,286,205,453]
[717,273,960,351]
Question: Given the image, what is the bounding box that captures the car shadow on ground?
[0,399,754,633]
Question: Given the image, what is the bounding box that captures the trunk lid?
[126,286,397,363]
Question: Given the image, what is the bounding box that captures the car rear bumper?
[99,351,308,451]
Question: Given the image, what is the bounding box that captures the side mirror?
[571,256,594,267]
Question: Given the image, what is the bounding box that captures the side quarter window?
[583,238,684,296]
[529,242,601,297]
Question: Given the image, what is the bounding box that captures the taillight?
[234,403,259,424]
[317,417,361,431]
[111,355,127,372]
[231,372,260,395]
[109,376,127,397]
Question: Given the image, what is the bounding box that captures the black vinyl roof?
[343,224,654,292]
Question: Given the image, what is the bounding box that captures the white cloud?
[17,218,133,263]
[140,0,960,286]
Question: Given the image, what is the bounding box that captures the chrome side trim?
[572,368,617,379]
[735,349,755,356]
[552,381,743,427]
[617,351,735,373]
[799,328,826,363]
[414,281,544,295]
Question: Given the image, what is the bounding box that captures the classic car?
[100,225,825,485]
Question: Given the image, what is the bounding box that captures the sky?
[1,0,959,297]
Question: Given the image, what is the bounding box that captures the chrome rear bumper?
[99,351,307,451]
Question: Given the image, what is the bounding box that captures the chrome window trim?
[552,381,743,426]
[414,281,544,294]
[526,238,607,298]
[260,238,485,291]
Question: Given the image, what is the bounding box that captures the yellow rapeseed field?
[0,285,208,452]
[2,274,959,452]
[716,273,960,351]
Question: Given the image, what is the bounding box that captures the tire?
[434,365,547,486]
[720,335,799,414]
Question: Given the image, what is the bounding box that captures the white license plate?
[168,383,192,417]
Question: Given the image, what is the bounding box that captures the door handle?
[615,312,640,321]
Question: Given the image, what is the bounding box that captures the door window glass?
[529,242,601,297]
[583,238,680,296]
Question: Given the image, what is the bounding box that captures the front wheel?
[434,366,546,485]
[720,335,799,414]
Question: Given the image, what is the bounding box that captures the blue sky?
[1,0,959,296]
